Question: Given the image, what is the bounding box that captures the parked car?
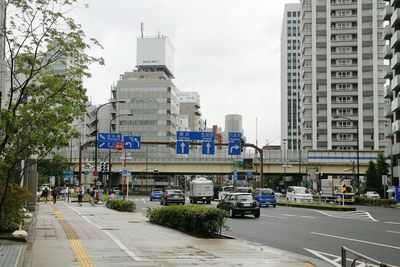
[286,186,313,203]
[365,191,381,199]
[160,189,185,205]
[217,193,260,218]
[150,188,163,201]
[254,188,277,207]
[218,185,235,200]
[235,187,252,193]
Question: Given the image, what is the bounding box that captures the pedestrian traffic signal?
[341,183,347,194]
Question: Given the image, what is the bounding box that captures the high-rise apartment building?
[383,0,400,186]
[178,92,204,131]
[281,3,302,151]
[300,0,387,152]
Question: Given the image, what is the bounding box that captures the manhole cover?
[99,228,118,231]
[128,221,140,223]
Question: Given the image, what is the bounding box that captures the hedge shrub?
[106,199,136,212]
[0,183,31,232]
[147,205,229,238]
[356,197,397,207]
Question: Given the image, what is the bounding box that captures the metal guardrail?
[341,246,398,267]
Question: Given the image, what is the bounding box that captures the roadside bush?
[356,197,397,207]
[147,205,229,238]
[106,199,135,212]
[0,183,31,232]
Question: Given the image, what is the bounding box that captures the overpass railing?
[341,246,396,267]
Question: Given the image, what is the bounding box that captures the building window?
[337,108,352,115]
[337,96,352,103]
[336,84,352,91]
[337,133,353,141]
[336,59,352,66]
[337,121,352,128]
[336,71,352,78]
[335,46,352,54]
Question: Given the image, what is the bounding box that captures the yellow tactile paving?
[52,204,96,267]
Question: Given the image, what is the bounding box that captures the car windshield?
[223,187,235,192]
[260,189,274,195]
[152,189,162,192]
[235,194,253,202]
[167,190,182,194]
[294,187,310,194]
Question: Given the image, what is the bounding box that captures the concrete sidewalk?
[15,201,327,267]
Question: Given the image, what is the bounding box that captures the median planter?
[106,199,136,212]
[355,197,397,207]
[147,205,228,238]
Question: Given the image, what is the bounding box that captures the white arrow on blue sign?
[228,141,241,155]
[97,133,122,149]
[202,141,215,155]
[124,136,141,149]
[176,141,189,154]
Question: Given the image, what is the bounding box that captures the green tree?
[37,154,68,186]
[365,160,379,193]
[0,0,103,216]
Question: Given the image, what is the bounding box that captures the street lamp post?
[94,100,126,188]
[333,115,360,194]
[108,113,133,192]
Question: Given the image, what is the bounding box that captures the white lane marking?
[67,204,150,262]
[301,216,315,219]
[260,215,289,220]
[311,232,400,250]
[281,214,296,217]
[387,230,400,234]
[304,248,341,267]
[385,221,400,225]
[313,210,378,222]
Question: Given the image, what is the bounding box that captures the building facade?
[281,3,302,151]
[300,0,387,152]
[178,91,204,131]
[383,0,400,186]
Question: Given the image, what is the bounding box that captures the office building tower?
[178,92,204,131]
[111,35,179,157]
[281,3,302,151]
[300,0,387,151]
[383,0,399,186]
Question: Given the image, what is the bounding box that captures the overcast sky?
[73,0,299,146]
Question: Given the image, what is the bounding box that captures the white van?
[286,186,313,203]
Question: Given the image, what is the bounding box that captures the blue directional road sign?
[97,133,122,149]
[228,132,242,141]
[124,136,141,149]
[176,141,189,154]
[228,141,241,155]
[202,141,215,155]
[176,131,215,141]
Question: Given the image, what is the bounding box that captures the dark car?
[254,188,277,207]
[150,188,163,201]
[217,193,260,218]
[160,189,185,205]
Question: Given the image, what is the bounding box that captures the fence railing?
[341,246,397,267]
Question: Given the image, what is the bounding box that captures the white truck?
[189,177,214,204]
[320,178,355,203]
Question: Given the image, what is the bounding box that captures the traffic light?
[240,138,245,152]
[100,162,106,172]
[104,162,108,173]
[341,183,347,194]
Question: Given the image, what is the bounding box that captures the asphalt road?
[133,196,400,266]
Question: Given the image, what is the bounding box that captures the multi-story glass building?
[300,0,387,152]
[383,0,400,186]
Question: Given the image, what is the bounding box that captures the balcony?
[391,52,400,69]
[385,125,393,138]
[384,45,393,59]
[392,75,400,91]
[384,5,393,21]
[391,8,400,27]
[383,66,393,79]
[393,120,400,133]
[384,84,393,99]
[385,105,393,118]
[384,25,393,40]
[391,31,400,48]
[391,96,400,112]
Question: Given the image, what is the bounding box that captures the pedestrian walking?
[42,186,49,203]
[52,187,57,204]
[78,187,83,206]
[89,187,95,206]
